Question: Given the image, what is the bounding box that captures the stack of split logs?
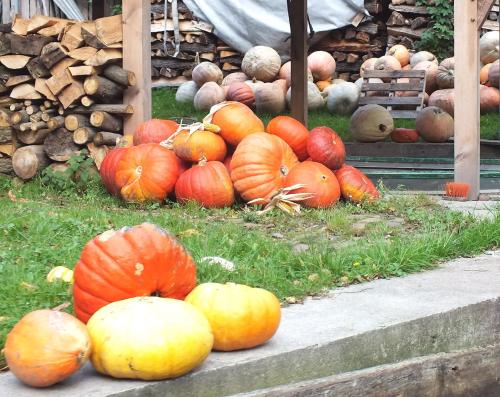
[385,1,430,50]
[0,14,135,180]
[150,0,243,86]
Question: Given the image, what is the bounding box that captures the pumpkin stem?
[247,184,314,216]
[51,302,71,312]
[198,155,208,166]
[280,165,289,176]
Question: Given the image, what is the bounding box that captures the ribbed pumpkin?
[391,128,419,143]
[410,51,438,67]
[374,56,402,73]
[335,165,380,203]
[387,44,410,67]
[207,101,265,146]
[114,144,180,202]
[480,85,500,113]
[175,160,234,208]
[307,51,336,81]
[185,283,281,351]
[285,161,340,208]
[350,105,394,142]
[221,72,249,86]
[172,129,227,162]
[413,61,439,94]
[360,57,377,77]
[226,82,255,107]
[192,62,223,86]
[4,310,91,387]
[133,119,179,145]
[73,223,196,323]
[87,297,213,380]
[100,147,127,196]
[241,46,281,82]
[479,31,499,65]
[230,132,298,203]
[306,126,346,170]
[436,57,455,89]
[255,82,286,114]
[266,115,309,161]
[194,82,225,111]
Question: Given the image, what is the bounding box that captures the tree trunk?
[43,128,81,161]
[65,114,91,131]
[73,127,97,145]
[12,145,50,180]
[17,128,52,145]
[103,65,136,87]
[94,131,122,146]
[72,104,134,115]
[83,75,124,102]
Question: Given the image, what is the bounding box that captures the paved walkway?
[438,199,499,219]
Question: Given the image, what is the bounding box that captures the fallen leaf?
[178,229,200,237]
[7,190,16,202]
[285,296,297,304]
[200,256,235,271]
[20,281,37,291]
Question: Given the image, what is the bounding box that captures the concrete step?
[1,250,499,397]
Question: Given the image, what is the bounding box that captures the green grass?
[0,174,499,367]
[152,88,499,141]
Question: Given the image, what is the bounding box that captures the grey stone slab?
[437,199,500,219]
[1,251,499,397]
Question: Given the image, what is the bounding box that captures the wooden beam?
[122,1,151,135]
[289,0,308,127]
[477,0,496,30]
[454,0,480,200]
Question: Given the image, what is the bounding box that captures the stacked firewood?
[385,1,430,50]
[150,0,243,86]
[482,0,499,33]
[0,14,135,180]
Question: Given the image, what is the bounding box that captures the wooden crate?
[359,69,426,119]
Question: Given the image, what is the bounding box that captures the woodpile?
[482,0,499,33]
[0,14,135,179]
[386,1,430,51]
[150,0,243,87]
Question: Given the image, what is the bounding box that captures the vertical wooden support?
[122,1,151,136]
[454,1,480,200]
[289,0,308,127]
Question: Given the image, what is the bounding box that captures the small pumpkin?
[73,223,196,323]
[436,57,454,89]
[480,63,492,86]
[230,132,298,203]
[360,57,377,77]
[413,61,439,94]
[185,283,281,351]
[285,161,340,208]
[387,44,410,67]
[416,106,454,143]
[175,81,199,103]
[480,85,500,113]
[133,119,179,145]
[241,46,281,82]
[489,60,499,88]
[428,89,455,116]
[206,101,265,146]
[307,51,336,81]
[306,126,346,170]
[266,115,309,161]
[335,165,379,203]
[350,105,394,142]
[221,72,248,86]
[172,128,227,162]
[278,61,313,87]
[479,31,499,65]
[374,56,402,74]
[391,128,419,143]
[255,82,286,114]
[4,310,91,387]
[100,147,128,196]
[194,82,225,111]
[192,62,223,86]
[175,160,234,208]
[226,82,255,107]
[410,51,438,67]
[87,297,213,380]
[326,82,360,115]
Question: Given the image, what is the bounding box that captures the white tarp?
[183,0,367,57]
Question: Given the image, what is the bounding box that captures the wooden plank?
[455,0,480,200]
[364,70,426,79]
[361,82,425,92]
[388,4,429,15]
[388,110,419,119]
[478,0,496,29]
[359,96,423,106]
[122,1,150,136]
[289,0,308,127]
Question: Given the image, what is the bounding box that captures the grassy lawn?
[0,173,499,367]
[152,88,499,140]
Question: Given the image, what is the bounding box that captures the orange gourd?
[230,132,298,203]
[266,115,309,161]
[335,165,380,203]
[285,161,341,208]
[175,160,234,208]
[4,310,91,387]
[172,129,227,162]
[133,119,178,145]
[115,143,180,202]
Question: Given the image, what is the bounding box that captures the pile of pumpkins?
[176,45,362,115]
[4,223,282,387]
[99,101,380,208]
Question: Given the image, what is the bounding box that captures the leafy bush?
[416,0,454,60]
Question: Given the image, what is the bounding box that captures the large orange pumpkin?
[114,144,180,202]
[230,132,298,203]
[100,147,127,196]
[205,102,265,146]
[4,310,91,387]
[73,222,196,323]
[306,126,346,170]
[175,160,234,208]
[172,129,227,162]
[285,161,340,208]
[335,165,380,203]
[133,119,179,145]
[266,116,309,161]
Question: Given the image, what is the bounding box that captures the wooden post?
[122,1,151,135]
[454,0,480,200]
[289,0,308,127]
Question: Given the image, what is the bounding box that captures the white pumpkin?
[326,82,360,115]
[410,51,438,67]
[193,82,225,111]
[480,31,499,65]
[286,82,325,110]
[242,46,282,82]
[191,62,223,86]
[175,81,199,104]
[254,83,286,114]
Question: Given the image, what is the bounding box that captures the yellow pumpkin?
[87,297,213,380]
[185,282,281,351]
